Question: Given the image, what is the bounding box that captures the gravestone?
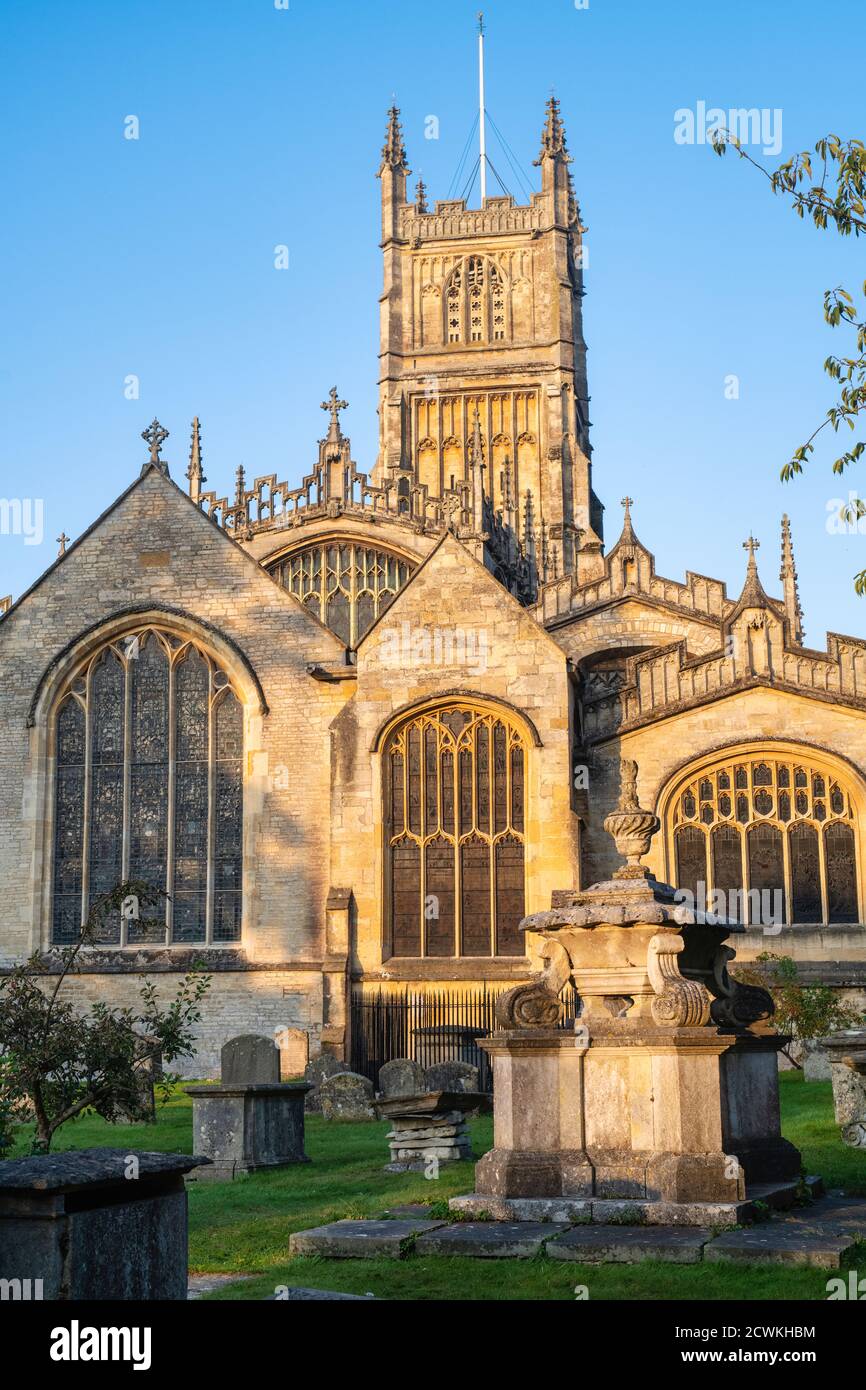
[375,1091,486,1171]
[304,1053,345,1112]
[221,1034,280,1085]
[188,1033,310,1180]
[378,1058,426,1098]
[275,1027,309,1080]
[802,1040,832,1082]
[187,1082,311,1179]
[319,1071,376,1121]
[0,1149,207,1299]
[823,1030,866,1148]
[424,1060,479,1094]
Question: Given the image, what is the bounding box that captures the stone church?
[1,100,864,1075]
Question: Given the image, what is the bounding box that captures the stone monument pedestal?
[452,759,805,1227]
[472,1023,796,1208]
[186,1082,311,1181]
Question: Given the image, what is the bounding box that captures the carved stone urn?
[452,760,802,1224]
[602,758,659,878]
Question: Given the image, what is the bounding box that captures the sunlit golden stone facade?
[0,100,864,1078]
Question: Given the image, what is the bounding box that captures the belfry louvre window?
[384,704,527,957]
[52,629,243,946]
[268,541,414,648]
[671,756,859,926]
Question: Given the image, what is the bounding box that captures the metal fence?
[350,983,579,1094]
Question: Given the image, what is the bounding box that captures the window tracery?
[52,628,243,945]
[671,754,859,925]
[384,703,527,957]
[268,541,414,647]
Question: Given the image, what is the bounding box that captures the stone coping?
[185,1082,311,1098]
[0,1148,208,1193]
[477,1025,785,1055]
[374,1091,490,1119]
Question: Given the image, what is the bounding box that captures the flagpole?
[478,12,487,203]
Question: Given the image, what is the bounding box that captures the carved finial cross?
[743,535,760,560]
[321,387,348,438]
[142,418,169,465]
[621,495,633,517]
[56,532,69,557]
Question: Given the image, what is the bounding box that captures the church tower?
[375,97,603,580]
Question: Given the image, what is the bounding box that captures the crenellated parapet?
[537,499,733,628]
[400,195,547,243]
[582,618,866,743]
[546,502,866,741]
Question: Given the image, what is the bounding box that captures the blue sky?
[1,0,864,644]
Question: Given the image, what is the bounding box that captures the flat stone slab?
[779,1195,866,1239]
[289,1219,444,1259]
[704,1225,858,1269]
[374,1091,490,1121]
[546,1225,712,1264]
[415,1222,570,1258]
[0,1148,208,1194]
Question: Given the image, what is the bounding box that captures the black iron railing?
[350,982,579,1094]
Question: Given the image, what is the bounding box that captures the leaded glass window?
[670,754,859,925]
[52,628,243,945]
[384,703,527,957]
[268,541,413,648]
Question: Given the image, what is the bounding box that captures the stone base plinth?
[467,1023,799,1208]
[375,1091,486,1173]
[449,1175,824,1228]
[186,1082,311,1180]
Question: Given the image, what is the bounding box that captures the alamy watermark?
[826,491,866,534]
[673,880,784,932]
[378,621,488,676]
[0,497,44,546]
[674,102,783,157]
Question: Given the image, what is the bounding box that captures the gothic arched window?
[443,258,506,346]
[384,703,527,957]
[468,256,485,341]
[446,265,462,343]
[670,753,859,926]
[52,628,243,946]
[268,541,414,647]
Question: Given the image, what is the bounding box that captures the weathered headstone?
[221,1034,280,1085]
[802,1040,833,1082]
[823,1030,866,1147]
[378,1057,426,1098]
[424,1060,479,1094]
[319,1071,376,1121]
[303,1053,345,1112]
[0,1149,207,1299]
[275,1027,310,1080]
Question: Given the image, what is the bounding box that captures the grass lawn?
[9,1072,865,1301]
